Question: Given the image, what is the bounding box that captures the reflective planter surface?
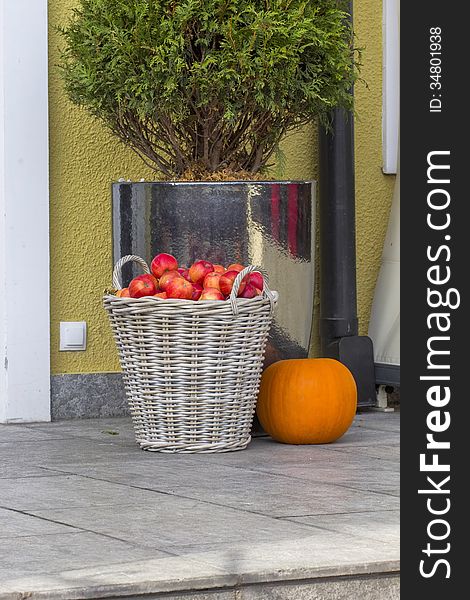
[112,181,315,364]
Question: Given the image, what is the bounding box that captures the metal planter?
[112,181,315,365]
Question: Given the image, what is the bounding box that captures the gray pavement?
[0,411,400,599]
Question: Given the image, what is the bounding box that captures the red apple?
[191,283,203,300]
[178,267,191,281]
[238,283,258,298]
[200,287,225,301]
[166,277,193,299]
[203,272,222,290]
[129,274,158,298]
[189,260,214,284]
[219,270,246,297]
[151,253,178,278]
[227,263,245,273]
[153,291,168,299]
[213,264,226,274]
[159,270,182,291]
[116,288,130,298]
[245,271,264,291]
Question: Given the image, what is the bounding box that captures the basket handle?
[113,255,151,289]
[229,265,276,316]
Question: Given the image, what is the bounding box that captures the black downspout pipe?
[319,110,358,344]
[318,2,376,407]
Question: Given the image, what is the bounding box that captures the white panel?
[368,159,400,366]
[382,0,399,174]
[0,0,5,420]
[0,0,50,422]
[60,322,87,351]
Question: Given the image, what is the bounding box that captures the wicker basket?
[103,255,278,453]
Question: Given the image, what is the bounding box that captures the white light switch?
[60,321,87,351]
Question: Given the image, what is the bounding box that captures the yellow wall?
[49,0,394,375]
[354,0,396,338]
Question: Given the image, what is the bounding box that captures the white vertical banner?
[382,0,399,174]
[368,152,400,367]
[0,0,50,422]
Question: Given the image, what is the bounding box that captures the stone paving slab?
[0,464,65,479]
[0,507,76,538]
[177,536,398,581]
[0,474,197,512]
[0,531,167,580]
[287,510,400,543]
[265,461,399,497]
[328,444,400,461]
[0,412,400,599]
[166,442,399,497]
[319,427,398,448]
[182,436,393,466]
[28,500,319,550]
[0,425,70,443]
[24,418,138,442]
[353,412,400,433]
[0,438,136,470]
[37,459,399,518]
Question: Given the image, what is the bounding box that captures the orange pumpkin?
[256,358,357,444]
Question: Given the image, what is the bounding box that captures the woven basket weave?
[103,255,278,453]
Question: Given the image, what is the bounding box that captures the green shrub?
[60,0,359,179]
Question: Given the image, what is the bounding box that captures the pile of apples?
[115,253,264,301]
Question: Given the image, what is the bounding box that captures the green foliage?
[60,0,359,178]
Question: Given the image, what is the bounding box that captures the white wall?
[0,0,51,422]
[382,0,399,174]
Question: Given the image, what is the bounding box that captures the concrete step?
[0,562,400,600]
[148,573,400,599]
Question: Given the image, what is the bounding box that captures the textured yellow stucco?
[49,1,153,374]
[49,0,394,375]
